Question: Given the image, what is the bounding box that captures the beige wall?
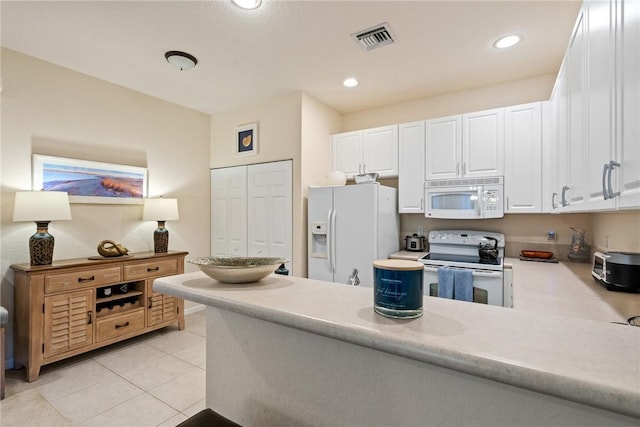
[591,211,640,253]
[1,48,211,367]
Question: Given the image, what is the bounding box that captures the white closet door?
[210,166,247,257]
[247,161,292,267]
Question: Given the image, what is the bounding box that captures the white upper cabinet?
[425,109,504,180]
[548,0,640,212]
[331,125,398,178]
[505,102,543,213]
[425,115,461,180]
[398,121,426,213]
[616,0,640,209]
[462,108,505,178]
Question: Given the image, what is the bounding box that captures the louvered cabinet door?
[43,289,94,358]
[147,292,179,326]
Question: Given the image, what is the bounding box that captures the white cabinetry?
[425,115,461,180]
[615,0,640,208]
[548,0,639,212]
[331,125,398,178]
[211,161,293,271]
[505,102,543,213]
[425,109,504,180]
[398,121,425,213]
[462,108,505,178]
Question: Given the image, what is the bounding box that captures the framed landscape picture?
[235,122,258,157]
[32,155,148,204]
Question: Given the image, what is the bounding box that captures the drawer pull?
[148,297,153,309]
[115,321,130,329]
[147,267,160,272]
[87,311,93,325]
[78,276,95,282]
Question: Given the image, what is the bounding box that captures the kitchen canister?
[373,259,424,319]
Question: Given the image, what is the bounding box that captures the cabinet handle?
[147,267,160,272]
[607,160,620,199]
[87,311,92,325]
[358,164,362,174]
[552,192,558,209]
[420,198,423,211]
[363,164,367,173]
[561,185,570,207]
[115,321,130,329]
[148,297,153,309]
[456,163,460,176]
[602,163,610,200]
[78,276,95,283]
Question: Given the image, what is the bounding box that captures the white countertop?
[154,271,640,419]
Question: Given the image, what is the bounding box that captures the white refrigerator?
[308,183,399,287]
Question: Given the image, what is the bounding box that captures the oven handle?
[423,266,503,277]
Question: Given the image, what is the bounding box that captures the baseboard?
[185,304,206,315]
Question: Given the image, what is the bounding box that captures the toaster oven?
[592,251,640,292]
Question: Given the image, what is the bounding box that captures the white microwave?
[424,177,504,219]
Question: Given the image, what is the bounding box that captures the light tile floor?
[1,310,207,427]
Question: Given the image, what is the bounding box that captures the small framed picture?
[235,122,258,157]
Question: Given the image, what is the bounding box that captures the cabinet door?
[148,292,179,327]
[43,289,93,358]
[247,161,292,267]
[505,102,542,213]
[398,121,425,213]
[425,115,461,180]
[463,108,504,178]
[362,125,398,177]
[585,0,616,210]
[556,64,570,210]
[331,131,362,178]
[210,167,247,256]
[565,10,587,210]
[617,0,640,208]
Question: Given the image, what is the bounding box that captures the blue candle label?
[374,268,423,310]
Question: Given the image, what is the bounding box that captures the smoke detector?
[352,23,396,51]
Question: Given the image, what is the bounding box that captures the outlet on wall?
[546,231,556,241]
[606,234,611,250]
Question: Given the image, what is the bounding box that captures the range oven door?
[422,266,504,307]
[424,185,483,219]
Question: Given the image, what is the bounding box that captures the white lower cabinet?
[398,121,425,213]
[505,102,543,213]
[211,160,293,271]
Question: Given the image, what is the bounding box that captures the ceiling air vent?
[352,23,396,51]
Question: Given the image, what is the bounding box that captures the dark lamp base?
[30,221,55,265]
[154,221,169,253]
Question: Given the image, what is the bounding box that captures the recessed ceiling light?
[164,51,198,70]
[343,78,358,88]
[231,0,262,10]
[494,35,521,49]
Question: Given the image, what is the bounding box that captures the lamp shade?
[13,191,72,222]
[143,198,179,221]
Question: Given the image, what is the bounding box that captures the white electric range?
[419,230,512,307]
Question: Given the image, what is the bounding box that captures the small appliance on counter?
[568,227,589,262]
[592,252,640,292]
[405,233,426,252]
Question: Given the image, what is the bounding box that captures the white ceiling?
[1,0,582,115]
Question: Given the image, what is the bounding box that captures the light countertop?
[507,257,640,323]
[154,271,640,419]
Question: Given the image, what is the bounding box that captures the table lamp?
[13,191,72,265]
[143,198,179,253]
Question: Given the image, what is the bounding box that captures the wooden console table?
[11,250,188,382]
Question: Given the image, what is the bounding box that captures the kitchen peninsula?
[154,272,640,427]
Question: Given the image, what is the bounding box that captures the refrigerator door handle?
[326,209,333,272]
[330,209,337,274]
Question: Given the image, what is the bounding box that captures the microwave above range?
[424,176,504,219]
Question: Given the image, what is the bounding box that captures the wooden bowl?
[521,250,554,259]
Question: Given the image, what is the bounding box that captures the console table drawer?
[123,259,178,280]
[45,267,122,294]
[96,309,145,342]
